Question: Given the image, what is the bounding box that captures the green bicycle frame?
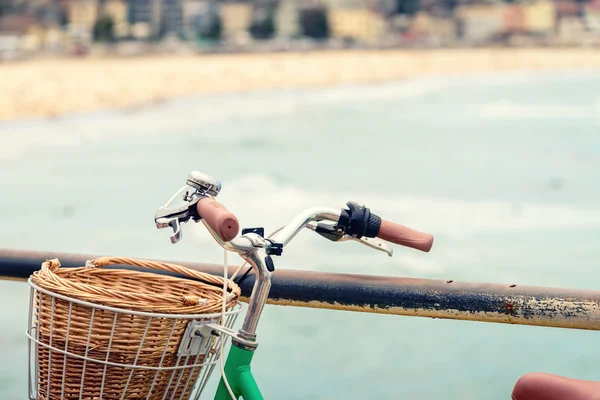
[214,343,263,400]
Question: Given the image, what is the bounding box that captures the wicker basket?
[26,257,242,400]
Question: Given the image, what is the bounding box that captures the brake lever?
[155,171,222,244]
[155,190,204,243]
[338,235,393,257]
[306,222,393,257]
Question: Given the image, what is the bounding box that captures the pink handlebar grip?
[377,220,434,252]
[196,198,240,242]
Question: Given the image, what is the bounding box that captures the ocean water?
[1,69,600,399]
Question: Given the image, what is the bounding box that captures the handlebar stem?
[237,245,271,341]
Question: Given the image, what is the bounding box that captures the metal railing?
[2,248,600,331]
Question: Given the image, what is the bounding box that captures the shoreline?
[2,48,600,122]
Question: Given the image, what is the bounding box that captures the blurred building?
[298,5,329,39]
[181,0,204,38]
[325,0,388,43]
[276,0,333,39]
[182,0,220,40]
[524,0,556,34]
[274,0,299,37]
[326,0,363,7]
[37,1,66,26]
[558,16,586,43]
[374,0,398,16]
[0,0,597,52]
[410,11,456,45]
[498,0,555,38]
[502,4,526,34]
[69,0,98,29]
[102,0,128,38]
[456,4,503,44]
[220,2,252,43]
[0,0,17,15]
[0,12,37,33]
[161,0,182,36]
[586,0,600,32]
[128,0,152,25]
[20,24,44,51]
[0,12,68,54]
[555,0,583,19]
[128,0,161,38]
[328,8,387,43]
[0,14,38,57]
[43,23,65,48]
[67,0,98,43]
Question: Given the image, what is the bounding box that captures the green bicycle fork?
[214,342,263,400]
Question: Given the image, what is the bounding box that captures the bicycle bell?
[186,171,221,197]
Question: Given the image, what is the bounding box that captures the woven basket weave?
[28,256,241,400]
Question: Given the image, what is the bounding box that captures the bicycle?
[154,171,434,400]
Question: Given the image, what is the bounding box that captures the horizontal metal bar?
[2,248,600,331]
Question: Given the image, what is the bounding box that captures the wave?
[480,100,598,119]
[3,69,598,161]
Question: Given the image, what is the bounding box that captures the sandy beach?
[2,48,600,121]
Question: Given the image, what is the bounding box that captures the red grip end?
[196,198,240,242]
[377,220,434,252]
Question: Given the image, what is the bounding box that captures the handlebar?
[197,201,433,254]
[196,197,240,242]
[156,172,433,254]
[376,219,433,252]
